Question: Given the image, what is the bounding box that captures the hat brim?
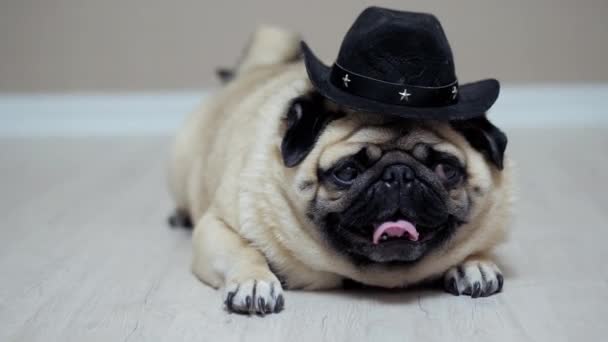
[301,42,500,120]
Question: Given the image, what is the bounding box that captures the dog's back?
[168,26,302,221]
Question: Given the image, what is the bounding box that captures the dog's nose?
[382,164,415,185]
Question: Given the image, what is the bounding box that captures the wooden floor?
[1,128,607,341]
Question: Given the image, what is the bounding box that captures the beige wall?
[1,0,607,92]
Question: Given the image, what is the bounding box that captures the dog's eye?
[333,163,360,184]
[434,163,462,185]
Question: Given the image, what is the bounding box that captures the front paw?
[223,278,284,315]
[443,260,504,298]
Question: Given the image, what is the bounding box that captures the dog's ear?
[451,116,507,170]
[281,94,340,167]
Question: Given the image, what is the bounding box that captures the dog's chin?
[326,216,458,264]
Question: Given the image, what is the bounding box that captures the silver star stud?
[342,74,351,88]
[399,88,411,102]
[451,86,458,100]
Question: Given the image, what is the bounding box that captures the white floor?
[1,127,607,342]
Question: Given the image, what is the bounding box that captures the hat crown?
[336,7,456,87]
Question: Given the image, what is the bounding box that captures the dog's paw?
[223,278,285,315]
[443,260,504,298]
[168,209,193,229]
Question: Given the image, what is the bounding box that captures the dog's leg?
[443,255,504,298]
[215,26,301,83]
[192,211,284,315]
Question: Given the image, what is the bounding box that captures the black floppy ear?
[451,116,508,170]
[281,94,339,167]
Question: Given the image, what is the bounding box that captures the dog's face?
[280,92,507,265]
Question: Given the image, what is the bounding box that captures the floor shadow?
[311,281,446,306]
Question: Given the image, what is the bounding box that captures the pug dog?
[168,24,512,315]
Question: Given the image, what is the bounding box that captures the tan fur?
[168,27,513,309]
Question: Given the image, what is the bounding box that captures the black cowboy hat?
[302,7,500,120]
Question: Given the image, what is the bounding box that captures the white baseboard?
[0,84,607,137]
[0,92,206,136]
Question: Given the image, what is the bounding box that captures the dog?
[168,25,513,315]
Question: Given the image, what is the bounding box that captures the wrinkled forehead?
[317,114,466,170]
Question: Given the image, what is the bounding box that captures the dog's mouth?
[372,219,419,244]
[324,213,458,263]
[369,218,446,246]
[337,216,448,246]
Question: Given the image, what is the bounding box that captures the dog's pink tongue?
[373,220,419,244]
